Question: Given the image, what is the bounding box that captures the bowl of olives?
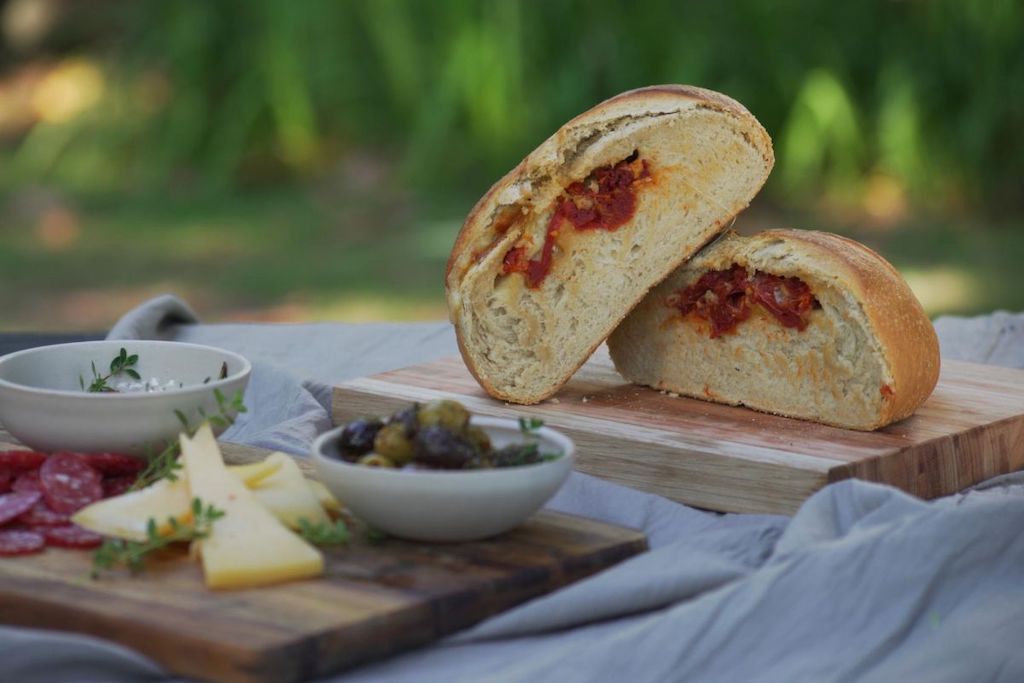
[312,400,574,542]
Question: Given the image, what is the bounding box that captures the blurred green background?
[1,0,1022,330]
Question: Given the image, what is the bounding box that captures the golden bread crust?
[609,229,940,430]
[445,85,774,403]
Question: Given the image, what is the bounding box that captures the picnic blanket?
[3,295,1023,683]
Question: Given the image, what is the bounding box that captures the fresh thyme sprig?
[80,347,140,392]
[518,416,544,433]
[90,498,225,578]
[514,417,561,463]
[130,388,248,491]
[364,527,389,545]
[297,518,350,546]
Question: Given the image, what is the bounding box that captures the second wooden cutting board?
[333,348,1024,514]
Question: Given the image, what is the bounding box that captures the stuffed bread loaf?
[445,85,774,404]
[607,229,941,430]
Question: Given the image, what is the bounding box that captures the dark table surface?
[0,332,104,357]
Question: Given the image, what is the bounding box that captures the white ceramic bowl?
[312,416,574,542]
[0,340,251,456]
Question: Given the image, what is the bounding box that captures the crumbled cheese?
[110,377,182,393]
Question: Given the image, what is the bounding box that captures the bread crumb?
[667,392,679,398]
[581,396,589,403]
[549,398,560,404]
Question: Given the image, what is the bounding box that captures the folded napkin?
[3,295,1023,683]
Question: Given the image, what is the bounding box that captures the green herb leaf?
[298,518,350,546]
[85,348,142,393]
[130,390,248,491]
[365,527,389,545]
[90,498,225,578]
[518,417,544,433]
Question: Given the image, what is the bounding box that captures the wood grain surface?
[0,435,646,683]
[332,348,1024,514]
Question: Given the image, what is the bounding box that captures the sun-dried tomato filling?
[502,152,651,288]
[666,264,820,338]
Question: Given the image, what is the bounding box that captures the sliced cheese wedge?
[72,477,191,542]
[230,460,284,487]
[250,453,330,529]
[181,424,323,589]
[307,478,341,513]
[72,458,285,542]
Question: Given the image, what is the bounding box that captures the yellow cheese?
[70,458,285,542]
[306,478,341,512]
[180,424,323,589]
[72,477,191,542]
[229,460,284,486]
[250,453,330,529]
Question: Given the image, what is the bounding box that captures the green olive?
[373,423,414,464]
[417,399,471,431]
[465,425,491,453]
[357,453,396,468]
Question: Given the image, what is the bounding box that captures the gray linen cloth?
[3,296,1024,683]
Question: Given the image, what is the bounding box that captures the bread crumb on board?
[548,398,560,404]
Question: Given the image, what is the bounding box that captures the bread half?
[608,230,940,430]
[446,85,774,404]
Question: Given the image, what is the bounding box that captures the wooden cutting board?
[0,435,646,683]
[333,349,1024,515]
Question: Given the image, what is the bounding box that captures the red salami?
[12,471,41,494]
[18,500,70,527]
[0,450,47,471]
[0,491,43,525]
[43,524,103,549]
[39,453,103,514]
[103,475,136,498]
[0,467,11,493]
[82,452,145,476]
[0,529,46,555]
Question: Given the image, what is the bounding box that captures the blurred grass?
[0,0,1022,329]
[4,0,1023,210]
[2,186,1022,331]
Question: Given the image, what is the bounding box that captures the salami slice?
[0,491,43,525]
[0,450,47,471]
[12,470,41,494]
[0,467,11,494]
[43,524,103,549]
[39,453,103,514]
[82,452,145,476]
[18,500,70,527]
[0,529,45,555]
[102,475,136,498]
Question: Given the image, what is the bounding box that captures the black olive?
[389,404,420,436]
[338,417,383,458]
[413,426,478,469]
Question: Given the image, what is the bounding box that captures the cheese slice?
[250,453,330,529]
[181,424,323,589]
[307,478,341,513]
[72,477,191,542]
[71,459,285,542]
[230,461,284,487]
